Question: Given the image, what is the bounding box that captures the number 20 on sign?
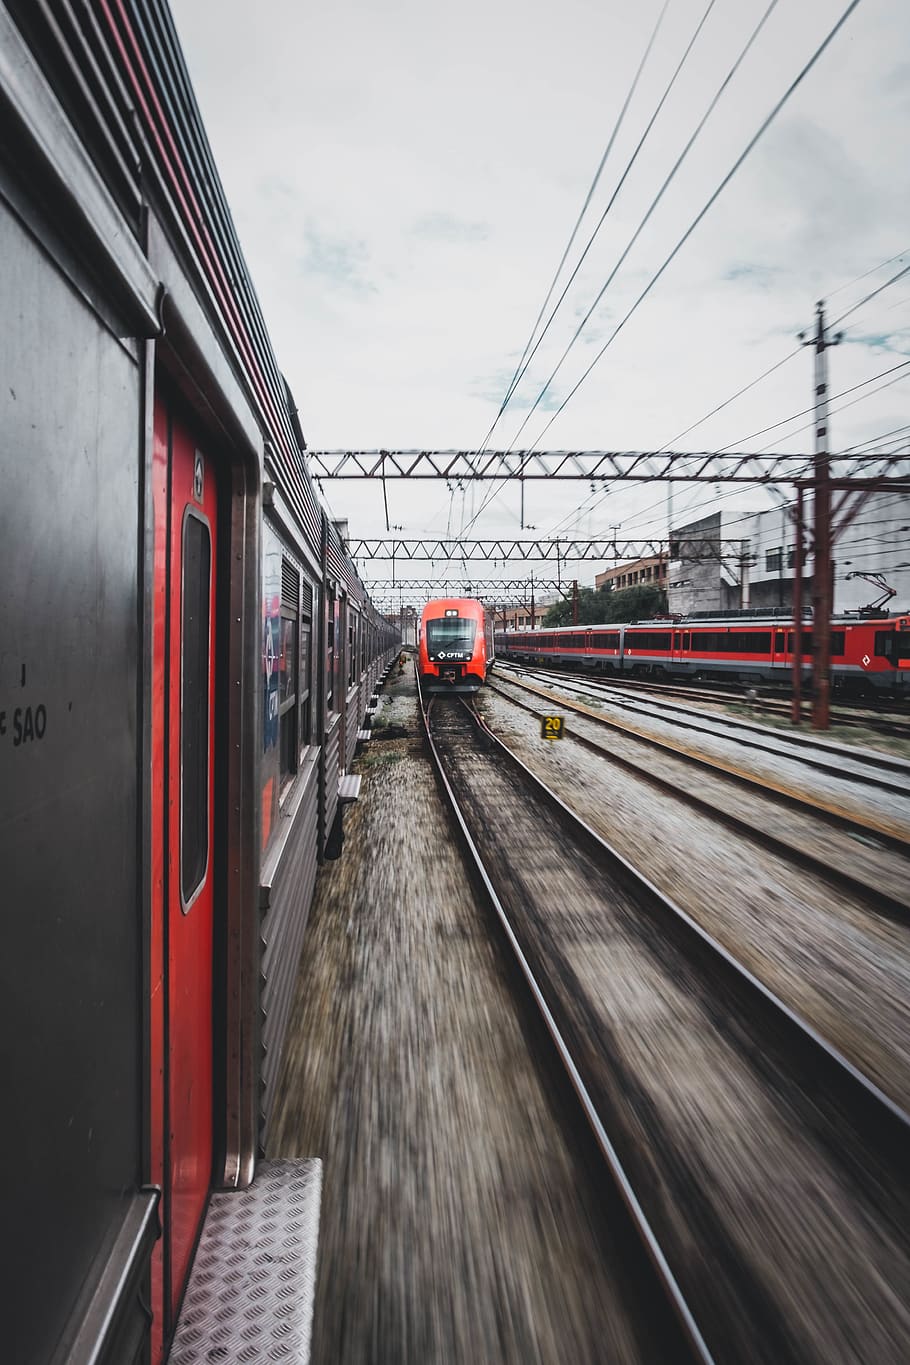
[541,715,564,741]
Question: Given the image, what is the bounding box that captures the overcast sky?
[169,0,910,595]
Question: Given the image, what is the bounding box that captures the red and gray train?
[496,613,910,695]
[1,5,399,1363]
[418,598,496,691]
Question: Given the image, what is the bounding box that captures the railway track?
[500,661,910,738]
[494,663,910,849]
[421,685,910,1363]
[499,662,910,785]
[487,673,910,918]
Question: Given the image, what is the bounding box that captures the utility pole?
[800,301,842,730]
[572,579,579,625]
[530,572,536,629]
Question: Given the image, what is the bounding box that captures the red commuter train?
[418,598,495,691]
[495,613,910,696]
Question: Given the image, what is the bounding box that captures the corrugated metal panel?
[281,558,299,611]
[297,468,322,555]
[259,764,319,1142]
[325,520,345,584]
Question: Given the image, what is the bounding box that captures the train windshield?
[426,616,477,657]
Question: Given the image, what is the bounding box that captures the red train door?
[150,399,218,1355]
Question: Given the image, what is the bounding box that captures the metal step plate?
[168,1158,322,1364]
[337,774,362,803]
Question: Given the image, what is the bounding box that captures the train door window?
[299,580,313,750]
[775,631,785,654]
[682,633,690,651]
[279,560,299,783]
[348,614,356,687]
[181,510,211,905]
[830,631,846,657]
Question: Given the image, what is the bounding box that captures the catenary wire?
[465,0,786,540]
[493,0,720,432]
[463,0,852,539]
[503,0,783,454]
[475,0,672,455]
[507,0,865,467]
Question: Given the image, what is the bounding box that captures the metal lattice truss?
[309,448,832,482]
[348,537,747,562]
[363,579,567,594]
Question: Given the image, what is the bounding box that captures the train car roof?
[420,597,486,619]
[499,614,907,632]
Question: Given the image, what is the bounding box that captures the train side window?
[181,511,211,907]
[874,630,894,660]
[299,580,313,750]
[326,590,335,712]
[279,559,299,783]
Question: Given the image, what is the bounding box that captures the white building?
[741,491,910,615]
[667,493,910,616]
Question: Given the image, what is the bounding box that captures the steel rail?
[502,662,910,769]
[494,665,910,854]
[486,677,910,921]
[423,683,910,1358]
[452,689,910,1156]
[416,679,715,1364]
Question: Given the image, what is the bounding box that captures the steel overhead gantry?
[309,448,821,480]
[319,443,907,728]
[347,537,747,561]
[362,579,567,594]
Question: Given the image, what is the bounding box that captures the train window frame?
[278,558,300,788]
[180,505,212,912]
[326,588,336,714]
[298,578,314,756]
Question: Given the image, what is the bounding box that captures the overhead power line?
[751,363,910,455]
[832,262,910,329]
[512,0,864,466]
[494,0,720,432]
[475,0,672,455]
[718,358,910,452]
[828,246,910,300]
[462,0,849,539]
[503,0,783,456]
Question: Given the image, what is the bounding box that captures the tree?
[542,582,667,627]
